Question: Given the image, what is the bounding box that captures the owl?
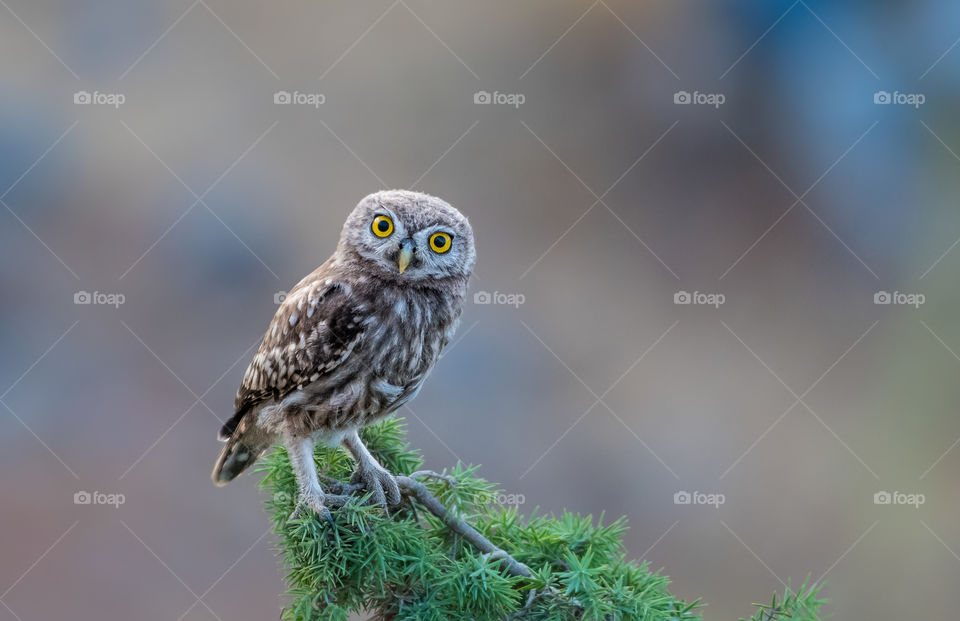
[212,190,476,517]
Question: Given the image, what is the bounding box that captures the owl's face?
[338,190,476,283]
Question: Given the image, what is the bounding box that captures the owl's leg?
[283,432,331,522]
[343,430,402,507]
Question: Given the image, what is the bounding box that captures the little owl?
[212,190,476,517]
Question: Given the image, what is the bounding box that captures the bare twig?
[409,469,458,486]
[396,475,532,578]
[294,472,533,578]
[505,588,538,621]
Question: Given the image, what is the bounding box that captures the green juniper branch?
[739,581,825,621]
[257,417,828,621]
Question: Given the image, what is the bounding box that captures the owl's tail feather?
[218,410,245,442]
[212,421,269,486]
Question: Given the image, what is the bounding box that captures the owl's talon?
[352,464,402,507]
[289,489,331,523]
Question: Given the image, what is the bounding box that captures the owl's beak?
[397,239,415,274]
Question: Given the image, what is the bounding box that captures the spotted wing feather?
[218,269,364,440]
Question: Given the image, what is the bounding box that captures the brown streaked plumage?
[212,190,476,517]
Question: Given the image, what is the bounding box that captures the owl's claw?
[351,463,402,507]
[289,489,334,526]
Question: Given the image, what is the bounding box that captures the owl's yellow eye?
[372,215,394,238]
[429,232,452,254]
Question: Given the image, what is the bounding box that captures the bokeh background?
[2,1,959,619]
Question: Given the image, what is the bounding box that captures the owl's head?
[338,190,476,283]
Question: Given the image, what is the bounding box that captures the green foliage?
[258,418,827,621]
[740,580,826,621]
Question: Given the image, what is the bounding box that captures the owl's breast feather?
[362,287,461,402]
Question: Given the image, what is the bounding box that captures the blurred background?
[1,0,959,618]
